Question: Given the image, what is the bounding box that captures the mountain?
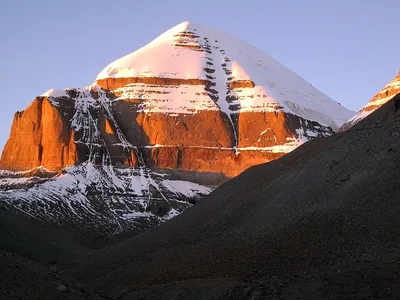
[0,21,354,239]
[1,92,398,300]
[340,72,400,131]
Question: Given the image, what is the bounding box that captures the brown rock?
[126,149,138,167]
[135,111,234,148]
[97,77,209,91]
[0,79,332,178]
[0,97,78,172]
[56,284,68,292]
[105,118,115,134]
[237,111,295,148]
[229,80,255,89]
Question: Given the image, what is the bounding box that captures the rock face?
[340,72,400,131]
[0,21,354,238]
[0,97,77,171]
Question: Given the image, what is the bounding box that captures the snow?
[345,109,372,125]
[97,21,205,81]
[0,167,50,176]
[41,88,68,98]
[141,142,310,154]
[115,84,220,113]
[0,162,213,230]
[120,211,154,220]
[0,177,41,187]
[162,179,212,198]
[97,21,354,129]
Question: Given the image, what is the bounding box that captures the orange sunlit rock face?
[143,146,282,178]
[0,97,77,172]
[97,77,208,91]
[105,118,115,134]
[135,111,234,148]
[0,80,332,178]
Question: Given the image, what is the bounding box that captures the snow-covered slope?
[98,21,354,130]
[0,163,210,237]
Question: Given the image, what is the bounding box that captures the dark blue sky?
[1,0,399,150]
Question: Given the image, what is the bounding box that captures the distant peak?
[150,21,205,45]
[172,21,201,31]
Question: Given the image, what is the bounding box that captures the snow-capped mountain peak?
[97,21,354,130]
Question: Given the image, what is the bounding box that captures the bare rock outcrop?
[0,97,76,172]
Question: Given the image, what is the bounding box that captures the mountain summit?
[96,21,352,129]
[0,22,354,238]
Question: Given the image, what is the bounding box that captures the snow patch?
[0,163,212,235]
[41,88,68,98]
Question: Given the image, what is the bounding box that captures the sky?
[1,0,399,152]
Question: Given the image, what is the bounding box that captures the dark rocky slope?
[0,208,105,300]
[70,94,400,299]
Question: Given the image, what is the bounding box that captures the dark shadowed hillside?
[1,95,399,300]
[66,94,400,299]
[0,208,105,299]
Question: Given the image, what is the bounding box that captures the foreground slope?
[71,94,400,299]
[0,21,353,238]
[0,208,104,300]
